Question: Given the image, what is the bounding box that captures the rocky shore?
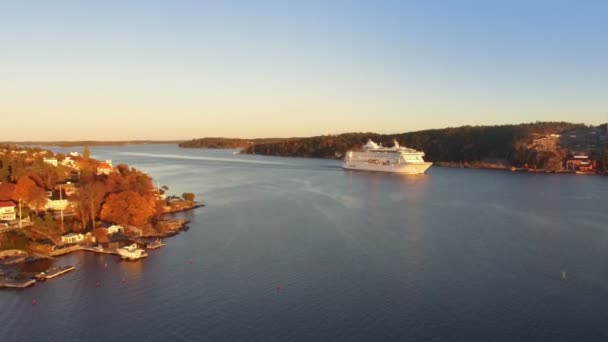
[0,202,203,290]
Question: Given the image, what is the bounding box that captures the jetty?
[36,265,75,280]
[141,238,166,249]
[0,277,36,288]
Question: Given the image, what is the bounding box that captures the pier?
[0,277,36,288]
[37,266,75,280]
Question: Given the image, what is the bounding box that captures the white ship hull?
[343,139,432,174]
[342,161,432,174]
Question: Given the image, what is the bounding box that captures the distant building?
[566,155,595,172]
[61,156,78,169]
[0,201,16,221]
[61,233,84,244]
[43,158,58,167]
[99,223,124,235]
[97,161,114,175]
[69,152,80,157]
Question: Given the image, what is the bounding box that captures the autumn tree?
[71,180,106,229]
[91,227,109,243]
[0,182,16,201]
[14,176,48,213]
[100,190,156,226]
[105,167,153,196]
[0,157,9,182]
[83,146,90,160]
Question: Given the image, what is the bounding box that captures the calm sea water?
[2,145,608,341]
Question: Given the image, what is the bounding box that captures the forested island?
[182,122,608,172]
[179,137,297,149]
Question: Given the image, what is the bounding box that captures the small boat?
[117,244,148,260]
[146,238,166,249]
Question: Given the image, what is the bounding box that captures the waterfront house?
[0,201,16,221]
[100,223,124,235]
[61,233,84,244]
[45,190,69,211]
[565,155,596,172]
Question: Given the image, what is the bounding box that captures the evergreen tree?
[83,145,90,160]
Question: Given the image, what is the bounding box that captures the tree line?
[179,137,298,149]
[241,122,588,168]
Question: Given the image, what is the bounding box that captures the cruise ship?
[342,139,432,174]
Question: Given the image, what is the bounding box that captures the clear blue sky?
[1,0,606,140]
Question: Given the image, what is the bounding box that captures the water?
[2,145,608,341]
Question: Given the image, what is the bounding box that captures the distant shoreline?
[434,162,605,175]
[1,140,184,147]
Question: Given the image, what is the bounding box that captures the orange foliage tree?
[14,176,48,212]
[100,191,156,226]
[91,227,109,243]
[105,166,153,196]
[0,182,16,201]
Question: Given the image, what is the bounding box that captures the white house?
[61,156,78,169]
[61,233,84,244]
[45,190,69,211]
[43,158,58,167]
[69,152,80,157]
[101,224,124,235]
[0,201,16,221]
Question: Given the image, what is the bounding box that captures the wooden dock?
[0,278,36,288]
[80,246,119,255]
[38,266,75,280]
[50,245,120,257]
[145,240,166,249]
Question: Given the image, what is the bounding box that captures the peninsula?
[0,145,200,289]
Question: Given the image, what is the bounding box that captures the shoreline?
[0,203,203,290]
[433,162,605,175]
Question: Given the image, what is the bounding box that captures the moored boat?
[117,244,148,260]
